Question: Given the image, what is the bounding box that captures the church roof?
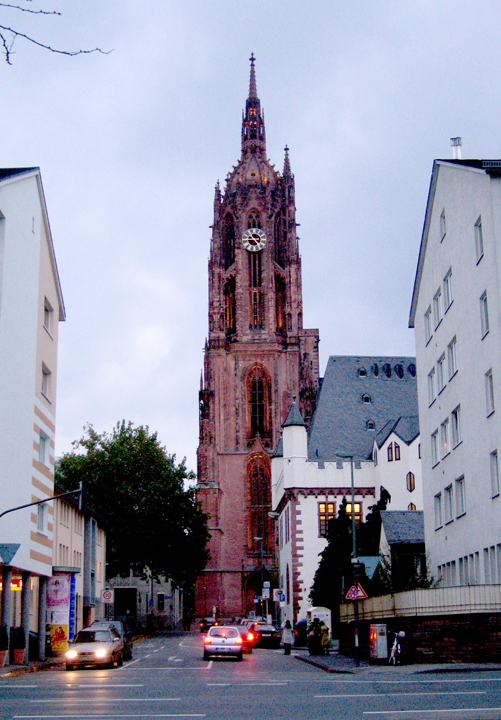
[0,167,38,181]
[375,415,420,448]
[307,356,418,462]
[380,511,424,545]
[282,401,306,428]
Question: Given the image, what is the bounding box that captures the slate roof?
[380,511,424,545]
[375,415,420,448]
[0,167,38,181]
[307,356,418,462]
[283,400,306,427]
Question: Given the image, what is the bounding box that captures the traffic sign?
[345,583,368,600]
[262,588,270,599]
[273,588,281,601]
[102,589,114,604]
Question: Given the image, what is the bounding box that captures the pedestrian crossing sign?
[345,583,368,600]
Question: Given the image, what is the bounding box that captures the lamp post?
[337,453,360,667]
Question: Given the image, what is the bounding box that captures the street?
[2,633,501,719]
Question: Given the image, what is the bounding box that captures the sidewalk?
[294,646,501,677]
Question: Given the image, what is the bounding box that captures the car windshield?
[257,625,276,632]
[209,627,238,638]
[74,630,111,643]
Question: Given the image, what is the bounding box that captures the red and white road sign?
[102,589,114,603]
[345,583,368,600]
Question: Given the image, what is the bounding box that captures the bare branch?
[0,3,60,15]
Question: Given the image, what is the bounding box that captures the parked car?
[91,620,133,660]
[250,623,280,648]
[203,625,243,661]
[236,625,254,653]
[199,617,218,633]
[65,627,124,670]
[294,618,307,648]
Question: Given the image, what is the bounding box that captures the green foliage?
[56,422,210,589]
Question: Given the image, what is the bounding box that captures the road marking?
[241,682,288,686]
[364,709,501,716]
[1,685,38,688]
[324,678,501,685]
[120,658,141,667]
[316,691,486,698]
[16,715,206,719]
[76,684,144,688]
[207,683,231,686]
[32,699,181,704]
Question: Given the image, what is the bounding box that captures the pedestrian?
[282,620,293,656]
[307,617,321,656]
[319,622,330,655]
[389,631,403,665]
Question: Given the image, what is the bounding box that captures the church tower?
[195,56,319,618]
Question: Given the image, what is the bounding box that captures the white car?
[65,627,124,670]
[203,625,243,661]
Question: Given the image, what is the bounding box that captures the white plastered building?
[271,355,421,625]
[0,168,65,660]
[410,158,501,588]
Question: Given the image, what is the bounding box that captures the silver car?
[203,625,243,661]
[65,628,124,670]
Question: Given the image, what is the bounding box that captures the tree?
[0,1,109,64]
[56,422,210,591]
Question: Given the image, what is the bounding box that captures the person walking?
[282,620,293,656]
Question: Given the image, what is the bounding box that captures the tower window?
[248,209,261,229]
[222,214,235,269]
[275,275,286,334]
[247,365,271,441]
[247,453,271,552]
[224,277,236,337]
[406,472,415,492]
[249,252,262,288]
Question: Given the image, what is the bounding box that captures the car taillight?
[204,637,212,644]
[247,632,254,640]
[236,637,242,645]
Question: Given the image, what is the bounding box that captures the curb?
[295,654,355,674]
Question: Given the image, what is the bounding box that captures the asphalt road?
[2,633,501,719]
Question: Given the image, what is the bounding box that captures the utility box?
[369,624,388,660]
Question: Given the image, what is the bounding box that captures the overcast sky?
[2,1,500,473]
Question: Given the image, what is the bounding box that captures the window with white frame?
[37,503,48,535]
[444,484,453,523]
[486,369,495,416]
[424,306,432,344]
[441,418,451,458]
[443,268,453,310]
[491,450,500,497]
[451,405,461,447]
[440,208,446,240]
[480,291,490,338]
[433,288,443,328]
[437,354,447,392]
[428,367,436,405]
[39,431,49,466]
[318,502,336,538]
[431,430,439,466]
[475,216,484,263]
[43,298,53,335]
[447,337,458,379]
[434,492,442,528]
[41,364,51,399]
[455,476,465,516]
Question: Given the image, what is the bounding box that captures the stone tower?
[195,56,319,618]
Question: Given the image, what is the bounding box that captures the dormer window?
[362,394,371,404]
[357,368,367,377]
[367,420,375,430]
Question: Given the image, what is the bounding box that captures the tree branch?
[0,24,111,64]
[0,3,60,15]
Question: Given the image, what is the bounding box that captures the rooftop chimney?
[451,137,462,160]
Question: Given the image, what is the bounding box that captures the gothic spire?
[241,53,266,157]
[283,145,291,178]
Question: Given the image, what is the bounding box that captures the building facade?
[0,168,65,660]
[410,158,501,588]
[271,355,421,625]
[195,57,319,617]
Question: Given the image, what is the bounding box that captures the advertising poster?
[47,572,75,652]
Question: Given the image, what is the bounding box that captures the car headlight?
[66,650,78,659]
[95,648,108,658]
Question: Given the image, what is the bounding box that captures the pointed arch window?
[247,209,261,229]
[247,453,272,552]
[222,213,235,269]
[224,276,236,338]
[275,274,286,334]
[274,210,286,267]
[246,365,271,442]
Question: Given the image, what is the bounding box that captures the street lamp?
[336,452,360,667]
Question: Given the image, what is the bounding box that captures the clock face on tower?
[242,227,267,252]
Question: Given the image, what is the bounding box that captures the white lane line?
[32,699,181,704]
[315,691,486,698]
[324,678,501,685]
[240,682,288,686]
[120,658,141,667]
[207,660,213,669]
[76,684,144,688]
[364,709,501,716]
[207,683,230,687]
[1,685,38,688]
[16,715,206,719]
[168,657,177,661]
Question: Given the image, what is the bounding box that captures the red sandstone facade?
[195,57,319,618]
